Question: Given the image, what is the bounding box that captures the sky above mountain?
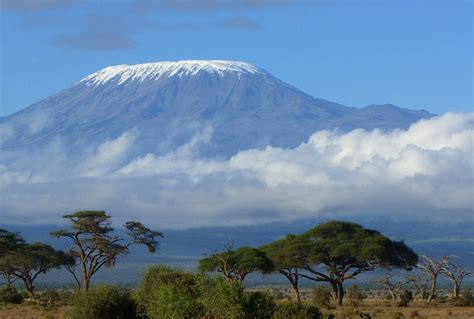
[1,0,472,116]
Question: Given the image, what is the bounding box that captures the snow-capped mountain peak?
[79,60,264,86]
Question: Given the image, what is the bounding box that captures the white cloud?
[0,113,473,228]
[80,129,139,177]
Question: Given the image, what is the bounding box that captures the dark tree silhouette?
[50,210,162,291]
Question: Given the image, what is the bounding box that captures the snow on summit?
[79,60,264,86]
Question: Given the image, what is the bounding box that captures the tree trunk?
[427,275,437,303]
[23,278,35,297]
[292,284,301,303]
[83,275,90,292]
[337,282,344,306]
[330,282,339,305]
[453,280,460,298]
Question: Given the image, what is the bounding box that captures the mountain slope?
[0,60,433,157]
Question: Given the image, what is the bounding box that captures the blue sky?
[0,0,472,117]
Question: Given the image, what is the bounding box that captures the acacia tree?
[441,258,472,298]
[0,242,72,296]
[260,234,311,303]
[0,229,25,286]
[199,241,273,284]
[418,255,447,303]
[375,272,403,300]
[297,221,418,306]
[50,210,162,291]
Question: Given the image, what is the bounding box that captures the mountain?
[0,60,432,157]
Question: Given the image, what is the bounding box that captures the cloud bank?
[0,113,473,228]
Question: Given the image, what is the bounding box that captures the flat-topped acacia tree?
[0,242,72,296]
[199,241,274,284]
[50,210,163,291]
[298,221,418,306]
[260,234,312,303]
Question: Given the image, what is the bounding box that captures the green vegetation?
[0,286,23,304]
[199,242,274,284]
[311,285,332,309]
[1,215,473,318]
[0,230,73,296]
[346,285,366,307]
[273,302,322,319]
[70,284,137,319]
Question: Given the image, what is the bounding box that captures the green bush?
[199,277,246,318]
[311,285,332,309]
[244,291,275,319]
[0,286,23,304]
[136,266,279,319]
[70,284,138,319]
[273,302,322,319]
[135,266,204,319]
[346,285,366,307]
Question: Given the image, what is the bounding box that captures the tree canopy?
[261,234,312,302]
[0,242,72,296]
[300,221,418,305]
[50,210,162,291]
[199,243,274,284]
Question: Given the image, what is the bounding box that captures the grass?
[0,304,70,319]
[1,301,474,319]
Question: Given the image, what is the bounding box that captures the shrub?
[453,290,473,306]
[273,302,322,319]
[198,277,246,319]
[398,290,413,307]
[135,266,204,319]
[347,285,366,307]
[0,286,23,304]
[70,284,138,319]
[311,285,332,309]
[244,291,275,319]
[38,289,60,303]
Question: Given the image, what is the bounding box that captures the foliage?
[298,221,419,305]
[0,229,24,256]
[453,291,473,307]
[199,243,274,283]
[0,286,23,304]
[243,291,275,319]
[398,289,413,307]
[135,266,204,319]
[273,302,322,319]
[0,242,72,296]
[311,285,332,308]
[347,285,366,307]
[136,265,277,319]
[50,210,162,291]
[199,276,246,318]
[261,234,311,302]
[70,284,138,319]
[38,289,61,303]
